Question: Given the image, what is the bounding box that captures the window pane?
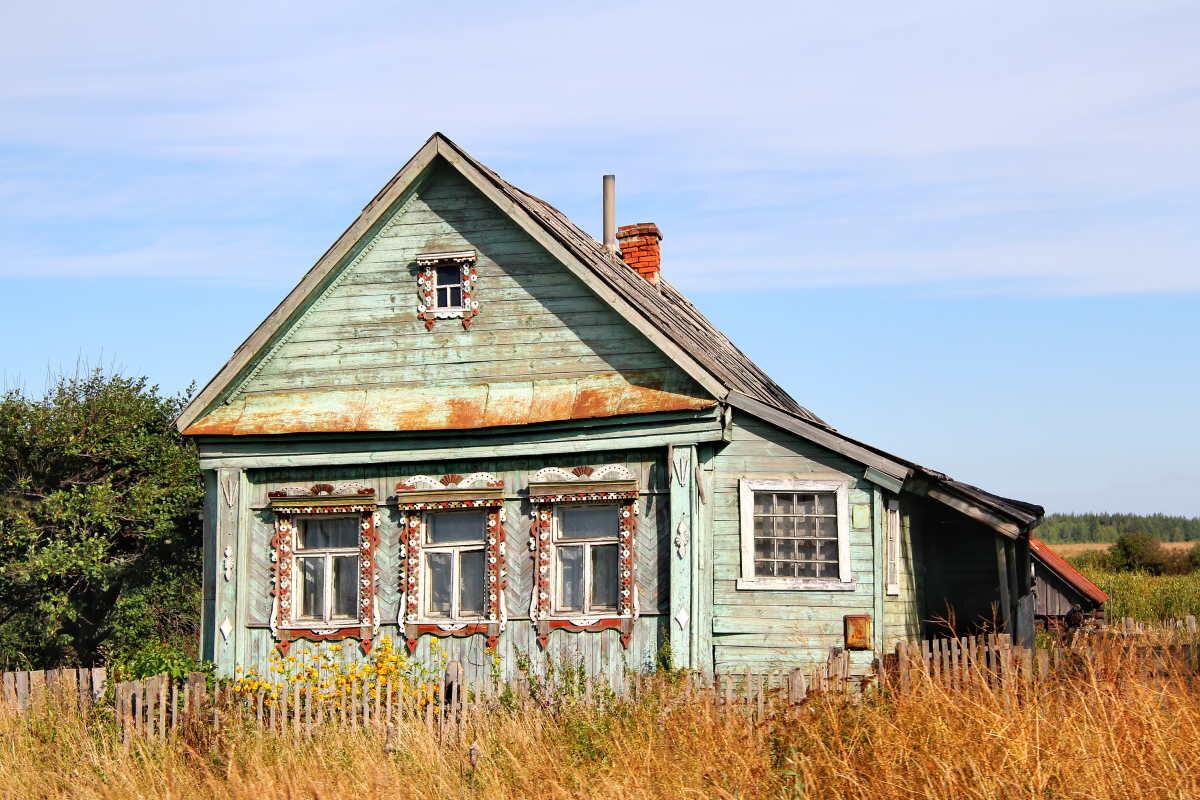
[752,492,771,514]
[797,539,818,561]
[436,286,450,307]
[426,553,452,618]
[817,540,840,562]
[298,557,324,620]
[817,561,840,579]
[812,492,837,515]
[754,560,775,577]
[796,561,819,578]
[590,544,619,611]
[775,493,793,515]
[435,265,459,286]
[299,517,358,550]
[449,286,463,307]
[776,538,798,562]
[557,546,585,612]
[754,537,773,559]
[560,505,617,540]
[427,511,484,544]
[332,556,359,619]
[795,516,818,538]
[753,515,773,538]
[459,550,485,617]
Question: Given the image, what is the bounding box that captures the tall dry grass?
[2,644,1199,800]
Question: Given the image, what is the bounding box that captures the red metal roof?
[1030,538,1108,606]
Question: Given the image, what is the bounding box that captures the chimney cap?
[616,222,662,241]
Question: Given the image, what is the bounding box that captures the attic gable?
[182,157,714,436]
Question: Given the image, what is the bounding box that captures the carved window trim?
[528,465,639,648]
[416,250,479,330]
[395,473,506,652]
[267,483,380,655]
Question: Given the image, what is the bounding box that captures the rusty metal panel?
[184,370,714,436]
[843,614,871,651]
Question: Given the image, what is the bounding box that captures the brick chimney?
[616,223,662,285]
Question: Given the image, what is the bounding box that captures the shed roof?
[1030,539,1108,606]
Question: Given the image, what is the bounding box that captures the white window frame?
[885,499,901,596]
[419,509,487,623]
[432,264,464,311]
[293,515,361,626]
[737,478,855,591]
[551,503,621,618]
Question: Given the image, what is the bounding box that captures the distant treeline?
[1038,513,1200,544]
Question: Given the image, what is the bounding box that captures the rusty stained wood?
[185,370,714,436]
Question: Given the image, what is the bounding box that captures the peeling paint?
[183,370,715,436]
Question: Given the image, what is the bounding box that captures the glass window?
[751,491,839,580]
[553,504,621,615]
[434,264,463,309]
[421,510,487,620]
[299,517,359,550]
[427,510,485,544]
[292,517,359,624]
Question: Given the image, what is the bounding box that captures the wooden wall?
[882,500,922,649]
[710,413,881,676]
[237,162,703,399]
[223,448,669,685]
[1033,561,1096,617]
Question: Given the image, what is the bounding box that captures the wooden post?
[789,667,807,705]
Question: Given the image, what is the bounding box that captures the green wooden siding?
[710,413,881,675]
[224,449,669,681]
[882,500,921,649]
[237,163,702,397]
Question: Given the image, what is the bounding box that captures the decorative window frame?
[885,498,901,596]
[416,250,479,330]
[528,464,639,648]
[736,477,855,591]
[267,482,380,655]
[395,473,506,652]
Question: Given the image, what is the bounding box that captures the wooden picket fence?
[1112,615,1198,635]
[0,667,107,712]
[891,628,1200,692]
[9,618,1200,742]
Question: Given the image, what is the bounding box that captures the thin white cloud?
[0,0,1197,292]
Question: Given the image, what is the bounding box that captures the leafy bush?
[0,369,202,669]
[1108,532,1167,574]
[113,640,211,683]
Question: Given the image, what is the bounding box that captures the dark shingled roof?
[438,135,824,424]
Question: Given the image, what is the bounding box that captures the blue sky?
[1,1,1197,515]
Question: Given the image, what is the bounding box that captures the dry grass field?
[2,644,1199,800]
[1049,540,1196,558]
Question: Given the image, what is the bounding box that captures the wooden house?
[1029,539,1107,624]
[177,133,1044,682]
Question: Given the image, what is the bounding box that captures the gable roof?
[176,132,1043,538]
[1030,539,1108,606]
[176,133,818,436]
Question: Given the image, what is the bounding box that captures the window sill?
[736,577,859,592]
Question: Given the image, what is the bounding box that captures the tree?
[0,370,202,669]
[1107,532,1166,575]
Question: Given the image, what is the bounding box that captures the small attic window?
[416,250,479,330]
[434,265,464,309]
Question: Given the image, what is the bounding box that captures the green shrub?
[112,640,211,682]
